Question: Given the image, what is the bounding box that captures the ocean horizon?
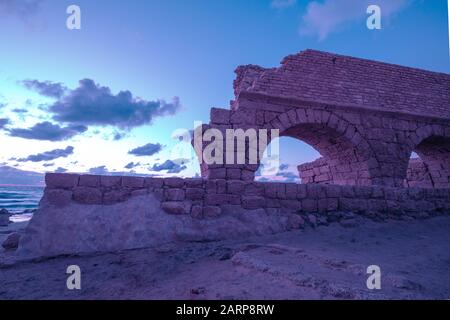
[0,185,44,214]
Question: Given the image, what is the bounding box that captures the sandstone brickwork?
[44,173,450,220]
[25,50,450,258]
[196,50,450,188]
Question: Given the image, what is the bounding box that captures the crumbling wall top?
[233,49,450,120]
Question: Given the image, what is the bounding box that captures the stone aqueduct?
[19,50,450,258]
[197,50,450,189]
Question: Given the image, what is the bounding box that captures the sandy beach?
[1,214,449,300]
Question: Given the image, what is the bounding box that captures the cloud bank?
[151,159,187,174]
[22,79,66,98]
[19,78,182,141]
[8,121,87,141]
[17,146,74,162]
[48,79,181,129]
[128,143,163,157]
[0,118,9,129]
[124,162,140,169]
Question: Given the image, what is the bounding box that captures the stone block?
[186,188,204,200]
[73,187,103,205]
[45,173,79,189]
[285,184,297,200]
[79,175,100,187]
[161,201,190,215]
[45,189,73,207]
[101,176,122,188]
[226,169,241,180]
[301,199,318,212]
[203,206,222,218]
[144,178,164,188]
[122,176,145,188]
[164,189,185,201]
[185,178,204,188]
[318,198,338,212]
[211,108,230,124]
[191,205,203,219]
[164,177,185,188]
[103,190,130,205]
[227,180,245,194]
[242,196,266,209]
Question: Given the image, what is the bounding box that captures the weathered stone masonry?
[197,50,450,188]
[35,50,450,240]
[26,50,450,258]
[42,50,450,219]
[45,173,450,220]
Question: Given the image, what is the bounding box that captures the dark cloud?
[55,167,68,173]
[0,118,9,129]
[125,162,140,169]
[88,166,109,175]
[113,131,126,141]
[47,79,181,129]
[16,146,74,163]
[276,170,299,183]
[12,108,28,113]
[151,160,187,174]
[22,79,66,98]
[128,143,163,157]
[255,163,300,183]
[42,163,54,167]
[8,121,87,141]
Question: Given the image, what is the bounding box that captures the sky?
[0,0,449,181]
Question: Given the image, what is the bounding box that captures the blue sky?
[0,0,449,180]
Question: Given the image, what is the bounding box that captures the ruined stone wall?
[299,157,437,188]
[234,50,450,120]
[298,158,333,185]
[196,50,450,188]
[405,158,434,188]
[203,99,450,187]
[45,173,450,220]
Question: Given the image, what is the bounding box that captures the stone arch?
[260,108,379,186]
[405,125,450,188]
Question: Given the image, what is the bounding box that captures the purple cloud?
[88,166,109,175]
[151,160,187,174]
[128,143,163,157]
[125,162,140,169]
[16,146,74,162]
[8,121,87,141]
[48,79,181,129]
[22,79,67,98]
[0,118,9,129]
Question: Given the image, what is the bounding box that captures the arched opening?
[258,122,374,186]
[405,136,450,188]
[256,136,319,183]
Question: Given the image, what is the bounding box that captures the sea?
[0,186,44,222]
